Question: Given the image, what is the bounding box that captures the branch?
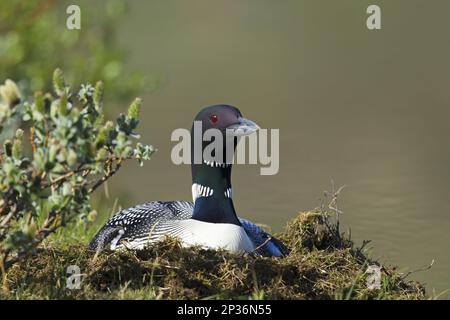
[88,158,123,194]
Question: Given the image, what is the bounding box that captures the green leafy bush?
[0,69,155,275]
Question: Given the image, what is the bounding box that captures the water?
[105,0,450,297]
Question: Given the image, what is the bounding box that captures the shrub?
[0,69,155,277]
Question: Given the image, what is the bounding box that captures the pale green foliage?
[0,0,144,100]
[0,70,155,271]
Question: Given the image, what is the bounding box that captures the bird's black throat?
[191,135,241,225]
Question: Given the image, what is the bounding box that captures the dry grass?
[1,210,426,300]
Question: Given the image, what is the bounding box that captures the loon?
[89,105,289,257]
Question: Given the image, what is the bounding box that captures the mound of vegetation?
[2,210,426,300]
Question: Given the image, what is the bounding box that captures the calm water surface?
[103,1,450,296]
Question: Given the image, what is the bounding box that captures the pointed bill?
[226,117,260,137]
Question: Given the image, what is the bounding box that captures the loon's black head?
[191,104,260,170]
[193,104,259,134]
[190,104,260,224]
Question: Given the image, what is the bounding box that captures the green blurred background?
[2,0,450,297]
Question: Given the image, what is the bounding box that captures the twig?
[0,208,16,228]
[328,181,346,234]
[42,164,86,188]
[88,158,123,194]
[29,127,37,157]
[0,250,10,292]
[400,259,434,281]
[252,236,272,253]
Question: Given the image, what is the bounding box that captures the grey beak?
[226,117,260,137]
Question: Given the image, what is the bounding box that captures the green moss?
[1,211,426,300]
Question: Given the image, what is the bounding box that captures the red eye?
[210,115,218,124]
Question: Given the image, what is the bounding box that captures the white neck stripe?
[224,187,233,198]
[192,183,214,203]
[203,159,231,168]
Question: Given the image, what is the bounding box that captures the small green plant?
[0,69,155,281]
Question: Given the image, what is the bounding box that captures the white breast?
[166,219,255,253]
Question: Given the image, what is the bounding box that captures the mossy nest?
[2,211,426,300]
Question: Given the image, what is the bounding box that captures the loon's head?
[190,104,260,224]
[192,104,259,136]
[190,104,260,171]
